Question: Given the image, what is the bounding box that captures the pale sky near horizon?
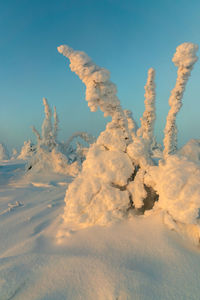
[1,0,200,151]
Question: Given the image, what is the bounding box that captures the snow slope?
[0,160,200,299]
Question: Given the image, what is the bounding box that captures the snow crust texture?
[0,163,200,300]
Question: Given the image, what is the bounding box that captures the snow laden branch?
[57,45,131,144]
[31,126,41,143]
[64,131,96,149]
[137,68,156,146]
[163,43,198,158]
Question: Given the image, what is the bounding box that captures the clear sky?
[1,0,200,152]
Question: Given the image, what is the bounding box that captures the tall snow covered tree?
[137,68,156,147]
[57,45,158,236]
[163,43,198,158]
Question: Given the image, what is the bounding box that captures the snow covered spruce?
[28,98,94,175]
[57,45,158,234]
[57,42,200,245]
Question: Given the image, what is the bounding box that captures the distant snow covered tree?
[17,140,36,160]
[11,148,18,160]
[0,143,9,160]
[28,98,77,175]
[177,139,200,163]
[163,43,198,158]
[28,98,94,175]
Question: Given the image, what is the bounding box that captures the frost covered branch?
[163,43,198,158]
[31,126,41,143]
[64,131,95,149]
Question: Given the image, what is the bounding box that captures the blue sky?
[0,0,200,151]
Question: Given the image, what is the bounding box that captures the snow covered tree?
[28,98,77,174]
[163,43,198,158]
[17,140,36,160]
[0,143,9,160]
[57,42,200,246]
[28,98,94,175]
[57,45,158,236]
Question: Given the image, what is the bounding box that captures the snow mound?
[28,147,79,176]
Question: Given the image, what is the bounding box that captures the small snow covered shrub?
[58,42,200,245]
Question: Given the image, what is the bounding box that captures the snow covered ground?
[0,160,200,300]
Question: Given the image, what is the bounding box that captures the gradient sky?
[1,0,200,152]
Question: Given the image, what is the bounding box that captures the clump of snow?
[62,143,134,229]
[163,43,198,158]
[127,137,154,169]
[178,139,200,163]
[0,143,9,160]
[145,155,200,244]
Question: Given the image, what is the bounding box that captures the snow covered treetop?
[172,42,198,68]
[57,45,130,139]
